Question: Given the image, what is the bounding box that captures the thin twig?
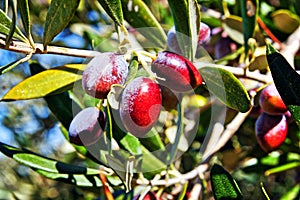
[0,37,100,58]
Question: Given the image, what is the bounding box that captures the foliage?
[0,0,299,199]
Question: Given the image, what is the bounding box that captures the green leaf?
[5,0,17,47]
[17,0,33,43]
[125,56,139,84]
[210,164,244,200]
[139,129,165,152]
[168,0,201,59]
[1,64,84,101]
[43,0,80,47]
[266,43,300,126]
[0,142,98,175]
[167,98,184,166]
[280,184,300,200]
[140,146,166,175]
[240,0,258,55]
[120,133,142,155]
[0,142,122,187]
[37,170,103,187]
[222,15,244,45]
[199,66,251,113]
[121,0,167,49]
[98,0,124,27]
[0,8,28,42]
[45,92,75,130]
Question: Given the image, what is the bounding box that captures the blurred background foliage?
[0,0,299,199]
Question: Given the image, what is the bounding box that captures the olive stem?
[105,103,113,156]
[0,36,100,58]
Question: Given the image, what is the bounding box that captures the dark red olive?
[259,84,287,115]
[82,53,128,99]
[151,51,203,92]
[119,77,162,137]
[255,112,288,152]
[69,107,106,146]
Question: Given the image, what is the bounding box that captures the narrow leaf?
[222,15,244,45]
[139,129,165,152]
[187,0,201,60]
[199,66,251,113]
[125,56,139,84]
[17,0,34,45]
[43,0,80,47]
[240,0,258,55]
[266,43,300,126]
[0,142,99,175]
[168,0,201,59]
[5,0,17,47]
[98,0,124,27]
[1,64,84,101]
[0,8,28,42]
[121,0,166,49]
[167,96,184,166]
[210,164,243,200]
[0,142,122,187]
[37,170,103,187]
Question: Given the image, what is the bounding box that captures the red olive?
[255,112,288,152]
[82,53,128,99]
[119,77,162,137]
[69,107,106,146]
[151,51,203,92]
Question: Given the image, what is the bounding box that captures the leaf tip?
[265,41,278,55]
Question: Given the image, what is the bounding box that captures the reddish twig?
[257,16,283,48]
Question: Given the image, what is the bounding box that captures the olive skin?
[255,112,288,152]
[69,107,106,146]
[259,84,287,115]
[151,51,203,92]
[82,53,128,99]
[119,77,162,137]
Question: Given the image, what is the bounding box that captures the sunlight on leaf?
[1,64,85,101]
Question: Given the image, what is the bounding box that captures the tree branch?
[0,37,100,58]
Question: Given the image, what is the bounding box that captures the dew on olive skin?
[119,77,162,138]
[69,107,106,146]
[82,53,128,99]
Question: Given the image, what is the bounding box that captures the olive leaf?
[240,0,258,56]
[0,8,28,42]
[199,66,251,113]
[98,0,124,27]
[210,164,244,200]
[222,15,244,45]
[17,0,34,45]
[266,43,300,127]
[168,0,201,60]
[1,64,85,101]
[121,0,166,49]
[43,0,80,47]
[0,142,122,187]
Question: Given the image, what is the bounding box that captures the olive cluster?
[68,51,203,146]
[255,84,290,152]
